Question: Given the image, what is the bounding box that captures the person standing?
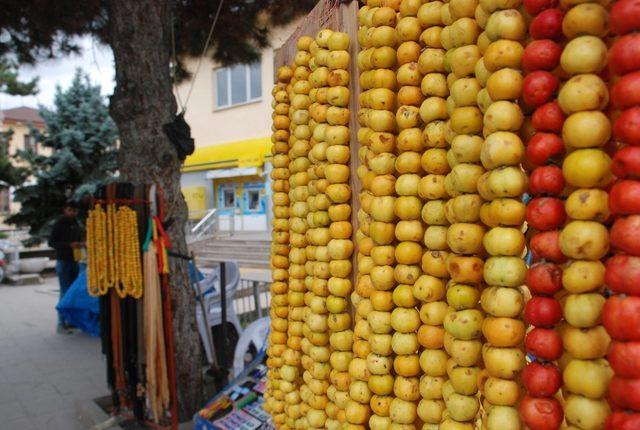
[49,201,83,334]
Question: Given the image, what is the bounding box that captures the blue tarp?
[56,264,101,336]
[55,261,204,337]
[190,261,206,282]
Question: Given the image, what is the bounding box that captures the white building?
[176,24,297,232]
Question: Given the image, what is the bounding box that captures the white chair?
[195,261,244,365]
[232,317,270,377]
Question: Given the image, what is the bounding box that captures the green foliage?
[0,59,38,96]
[0,59,38,187]
[0,1,104,64]
[171,0,317,69]
[7,69,118,244]
[0,130,28,186]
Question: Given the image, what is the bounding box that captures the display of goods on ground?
[264,0,640,428]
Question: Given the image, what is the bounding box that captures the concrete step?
[191,233,272,270]
[215,232,271,241]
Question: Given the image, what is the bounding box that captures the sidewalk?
[0,276,107,430]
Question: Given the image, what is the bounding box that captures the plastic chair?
[232,317,270,377]
[195,261,244,365]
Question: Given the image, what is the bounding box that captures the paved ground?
[0,276,107,430]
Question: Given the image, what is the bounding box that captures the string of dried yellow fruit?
[264,64,294,430]
[557,1,613,427]
[298,32,330,430]
[347,5,379,429]
[440,0,486,426]
[476,0,529,426]
[384,0,425,427]
[414,0,451,427]
[283,46,313,430]
[320,29,356,430]
[358,1,400,429]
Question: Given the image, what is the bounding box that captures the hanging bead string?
[87,203,144,298]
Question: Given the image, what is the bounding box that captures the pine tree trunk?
[107,0,203,420]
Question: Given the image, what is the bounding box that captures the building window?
[242,182,266,215]
[247,189,260,211]
[24,134,37,153]
[222,188,235,208]
[215,61,262,109]
[0,188,10,213]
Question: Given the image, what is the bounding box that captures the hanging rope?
[170,14,185,112]
[180,0,224,112]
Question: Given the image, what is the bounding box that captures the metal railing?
[233,278,271,326]
[190,208,220,239]
[187,208,240,242]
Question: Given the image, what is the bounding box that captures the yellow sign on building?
[182,137,272,172]
[182,186,207,219]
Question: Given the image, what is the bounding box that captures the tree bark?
[107,0,203,421]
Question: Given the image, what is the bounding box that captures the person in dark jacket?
[48,201,83,333]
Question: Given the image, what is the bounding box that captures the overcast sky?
[1,37,115,110]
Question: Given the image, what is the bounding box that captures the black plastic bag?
[163,113,194,161]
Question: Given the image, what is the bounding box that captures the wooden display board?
[273,0,362,291]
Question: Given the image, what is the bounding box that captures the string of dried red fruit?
[602,0,640,428]
[517,0,567,427]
